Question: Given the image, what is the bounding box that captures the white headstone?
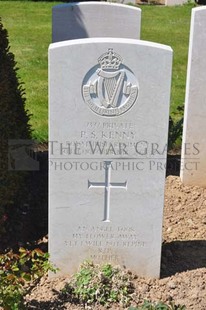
[52,2,141,43]
[181,7,206,188]
[49,38,172,278]
[106,0,136,4]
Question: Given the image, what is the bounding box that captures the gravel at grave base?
[24,176,206,310]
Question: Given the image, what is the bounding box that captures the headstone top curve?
[49,37,173,54]
[52,2,141,12]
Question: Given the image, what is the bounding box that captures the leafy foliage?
[129,300,186,310]
[61,261,135,307]
[61,262,186,309]
[168,106,184,150]
[0,19,31,237]
[0,248,55,310]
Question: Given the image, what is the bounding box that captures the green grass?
[0,1,56,141]
[0,1,196,142]
[141,4,194,117]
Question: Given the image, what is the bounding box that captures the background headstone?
[136,0,187,6]
[106,0,136,4]
[49,38,172,278]
[165,0,187,5]
[181,7,206,188]
[52,2,141,43]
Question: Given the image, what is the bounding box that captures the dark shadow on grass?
[161,240,206,278]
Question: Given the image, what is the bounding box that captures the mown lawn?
[141,4,193,118]
[0,1,56,141]
[0,1,196,141]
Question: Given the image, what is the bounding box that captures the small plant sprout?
[61,261,135,308]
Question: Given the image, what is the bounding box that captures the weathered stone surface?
[181,7,206,188]
[52,2,141,43]
[49,38,172,278]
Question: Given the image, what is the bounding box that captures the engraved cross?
[88,161,127,222]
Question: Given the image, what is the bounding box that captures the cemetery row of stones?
[49,2,206,279]
[0,2,206,309]
[0,2,180,246]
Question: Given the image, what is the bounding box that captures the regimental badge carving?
[82,48,139,117]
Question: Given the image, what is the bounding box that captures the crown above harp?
[98,48,123,70]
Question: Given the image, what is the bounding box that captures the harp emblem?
[82,48,139,117]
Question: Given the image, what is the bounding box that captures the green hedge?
[0,19,31,237]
